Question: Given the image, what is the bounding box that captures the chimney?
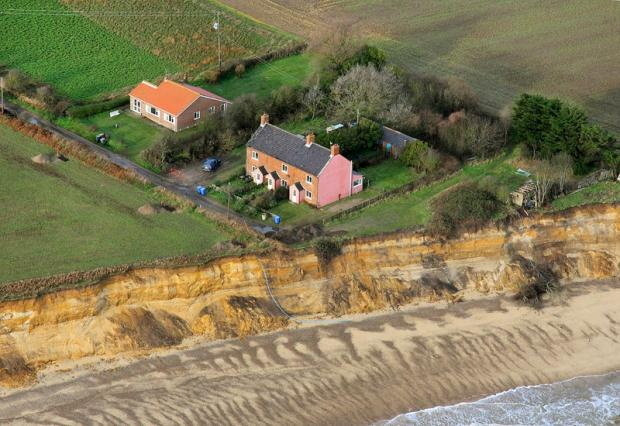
[305,133,315,147]
[260,113,269,127]
[330,144,340,157]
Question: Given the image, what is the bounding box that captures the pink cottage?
[246,114,363,208]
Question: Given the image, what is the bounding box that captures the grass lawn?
[0,0,174,99]
[279,116,328,135]
[198,54,317,99]
[326,151,527,237]
[0,124,235,283]
[550,182,620,211]
[269,158,418,226]
[57,110,168,170]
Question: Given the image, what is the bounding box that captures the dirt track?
[1,280,618,425]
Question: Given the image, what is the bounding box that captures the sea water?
[381,371,619,426]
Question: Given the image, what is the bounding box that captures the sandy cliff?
[0,204,618,387]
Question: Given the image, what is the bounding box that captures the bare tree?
[531,159,560,207]
[302,83,324,119]
[330,64,403,121]
[551,152,573,194]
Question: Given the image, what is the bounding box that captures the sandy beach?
[0,278,618,425]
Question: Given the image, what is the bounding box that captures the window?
[353,179,363,187]
[305,190,312,199]
[252,165,257,171]
[132,99,141,112]
[306,175,313,184]
[251,151,259,160]
[149,106,159,116]
[282,163,288,173]
[209,106,216,113]
[281,180,288,188]
[194,111,201,120]
[165,114,175,123]
[220,104,226,111]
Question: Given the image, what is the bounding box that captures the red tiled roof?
[129,80,229,116]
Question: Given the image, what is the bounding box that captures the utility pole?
[214,12,222,73]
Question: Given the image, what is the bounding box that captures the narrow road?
[3,101,272,232]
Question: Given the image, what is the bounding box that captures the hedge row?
[66,95,129,118]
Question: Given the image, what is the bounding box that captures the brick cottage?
[246,114,363,207]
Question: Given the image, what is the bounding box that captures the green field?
[220,0,620,133]
[56,111,168,170]
[0,124,234,283]
[326,152,527,237]
[550,182,620,211]
[1,0,298,100]
[199,54,317,99]
[0,0,175,99]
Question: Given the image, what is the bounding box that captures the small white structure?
[109,110,121,118]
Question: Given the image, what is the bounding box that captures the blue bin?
[196,185,207,196]
[273,215,281,225]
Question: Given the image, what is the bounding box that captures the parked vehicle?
[95,133,109,145]
[202,157,221,172]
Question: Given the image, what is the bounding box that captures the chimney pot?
[260,113,269,127]
[305,133,315,147]
[330,144,340,157]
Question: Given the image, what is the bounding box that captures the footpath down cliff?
[0,204,618,387]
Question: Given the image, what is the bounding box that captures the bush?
[3,69,30,93]
[316,119,382,157]
[66,95,129,118]
[252,191,277,210]
[428,182,503,237]
[224,94,263,134]
[401,140,438,172]
[266,85,303,122]
[313,238,342,266]
[406,74,479,116]
[234,63,246,77]
[437,112,504,158]
[274,186,289,201]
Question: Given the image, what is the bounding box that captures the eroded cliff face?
[0,204,618,387]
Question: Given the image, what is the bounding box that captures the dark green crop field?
[0,0,175,99]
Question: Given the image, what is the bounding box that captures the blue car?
[202,157,221,172]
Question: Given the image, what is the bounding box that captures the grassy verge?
[550,182,620,211]
[197,53,317,99]
[0,124,236,283]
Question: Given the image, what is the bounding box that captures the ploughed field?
[0,0,296,99]
[0,123,232,283]
[219,0,620,132]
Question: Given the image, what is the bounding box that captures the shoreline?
[1,279,619,424]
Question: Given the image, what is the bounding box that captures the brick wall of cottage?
[246,146,320,206]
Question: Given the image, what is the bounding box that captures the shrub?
[224,94,263,133]
[428,182,503,237]
[401,140,438,172]
[274,186,289,202]
[406,74,479,116]
[3,69,30,93]
[266,85,303,122]
[252,191,277,210]
[35,85,57,108]
[316,119,382,157]
[66,95,129,118]
[313,238,342,266]
[234,63,246,77]
[437,112,503,158]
